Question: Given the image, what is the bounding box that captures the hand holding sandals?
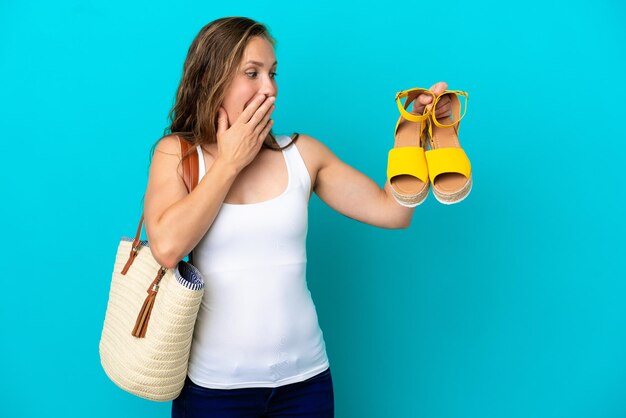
[411,81,451,120]
[387,82,472,206]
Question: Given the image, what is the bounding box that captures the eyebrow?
[244,60,278,67]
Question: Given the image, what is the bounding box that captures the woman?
[144,16,450,418]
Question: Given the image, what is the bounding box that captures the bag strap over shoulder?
[180,137,199,193]
[122,137,200,275]
[117,136,202,338]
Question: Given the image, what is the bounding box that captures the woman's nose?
[260,76,277,97]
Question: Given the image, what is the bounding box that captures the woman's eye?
[246,71,278,79]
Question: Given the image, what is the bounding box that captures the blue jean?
[172,368,334,418]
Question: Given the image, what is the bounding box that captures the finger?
[259,117,274,141]
[248,96,275,127]
[435,101,451,114]
[418,94,432,104]
[254,117,273,149]
[430,81,448,95]
[435,111,451,121]
[436,110,452,120]
[434,81,448,92]
[412,93,431,114]
[240,94,269,124]
[254,104,275,135]
[411,105,425,115]
[432,94,449,109]
[217,107,228,133]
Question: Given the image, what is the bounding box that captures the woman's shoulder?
[153,134,204,164]
[153,134,184,159]
[290,133,334,161]
[288,132,325,152]
[285,133,337,180]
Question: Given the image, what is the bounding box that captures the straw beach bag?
[100,137,205,401]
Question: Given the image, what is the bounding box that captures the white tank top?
[187,135,330,389]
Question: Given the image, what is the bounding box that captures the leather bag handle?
[121,137,200,275]
[122,137,200,338]
[180,137,199,193]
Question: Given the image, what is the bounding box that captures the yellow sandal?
[424,90,472,204]
[387,88,435,207]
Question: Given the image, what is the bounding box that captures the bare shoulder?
[153,134,182,160]
[151,134,188,177]
[293,132,327,151]
[144,135,188,223]
[292,133,337,167]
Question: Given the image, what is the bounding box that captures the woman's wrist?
[211,156,240,180]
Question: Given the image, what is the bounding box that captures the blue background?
[1,0,625,417]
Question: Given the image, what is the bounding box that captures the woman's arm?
[303,81,451,229]
[143,135,240,268]
[299,134,414,229]
[144,94,275,268]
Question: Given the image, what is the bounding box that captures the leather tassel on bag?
[132,267,166,338]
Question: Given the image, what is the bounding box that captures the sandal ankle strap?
[430,90,469,129]
[395,88,433,123]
